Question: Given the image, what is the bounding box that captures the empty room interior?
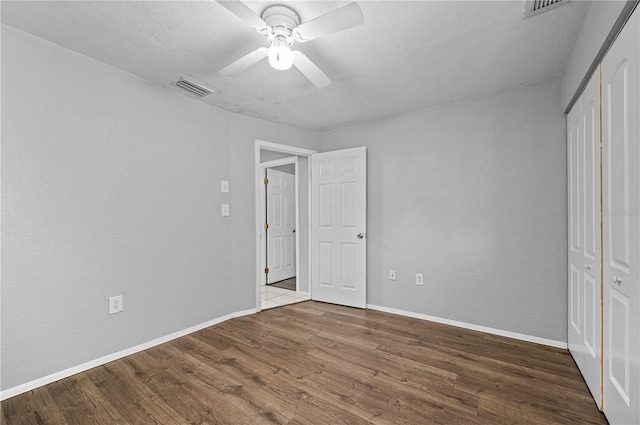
[2,0,640,424]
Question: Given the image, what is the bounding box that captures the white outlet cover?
[109,295,123,314]
[389,270,397,281]
[416,273,424,285]
[221,204,230,216]
[221,180,229,193]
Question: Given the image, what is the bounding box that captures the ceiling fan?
[217,1,364,89]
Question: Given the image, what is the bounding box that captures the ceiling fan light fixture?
[268,35,293,70]
[217,1,364,87]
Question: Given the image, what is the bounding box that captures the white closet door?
[567,69,602,408]
[602,7,640,425]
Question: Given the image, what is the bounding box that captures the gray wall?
[1,25,320,392]
[260,150,296,164]
[269,164,295,175]
[321,78,568,342]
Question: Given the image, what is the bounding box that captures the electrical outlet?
[389,270,397,281]
[415,273,424,285]
[109,295,123,314]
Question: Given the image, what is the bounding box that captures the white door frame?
[254,140,316,312]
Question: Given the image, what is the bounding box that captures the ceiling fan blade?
[294,2,364,42]
[220,48,268,76]
[217,1,268,30]
[293,52,331,89]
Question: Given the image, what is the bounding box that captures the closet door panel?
[583,96,599,263]
[568,99,583,351]
[583,70,603,408]
[602,7,639,424]
[569,104,582,257]
[581,76,602,384]
[568,69,602,409]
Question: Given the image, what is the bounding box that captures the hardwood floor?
[2,301,608,425]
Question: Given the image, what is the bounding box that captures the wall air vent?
[525,0,567,18]
[172,77,214,98]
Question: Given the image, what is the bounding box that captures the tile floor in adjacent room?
[261,285,310,310]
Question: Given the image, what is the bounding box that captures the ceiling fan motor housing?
[261,5,300,46]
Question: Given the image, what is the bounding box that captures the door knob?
[585,264,591,270]
[613,276,622,285]
[357,233,365,239]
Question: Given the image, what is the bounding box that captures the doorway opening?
[255,140,316,311]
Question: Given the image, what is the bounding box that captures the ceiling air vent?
[172,77,214,98]
[525,0,567,18]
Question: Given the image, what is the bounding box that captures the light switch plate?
[221,180,229,193]
[221,204,230,216]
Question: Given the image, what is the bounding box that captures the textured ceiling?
[1,1,589,131]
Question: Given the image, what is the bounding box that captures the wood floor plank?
[1,387,50,420]
[45,378,105,425]
[119,352,223,425]
[87,361,187,424]
[1,301,608,425]
[312,340,476,417]
[74,374,128,425]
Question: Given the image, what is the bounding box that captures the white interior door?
[267,168,296,283]
[602,8,640,424]
[311,147,367,308]
[567,70,602,408]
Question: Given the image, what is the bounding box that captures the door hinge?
[264,267,269,274]
[264,178,269,185]
[264,223,269,230]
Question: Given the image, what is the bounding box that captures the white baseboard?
[0,308,256,401]
[366,304,567,350]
